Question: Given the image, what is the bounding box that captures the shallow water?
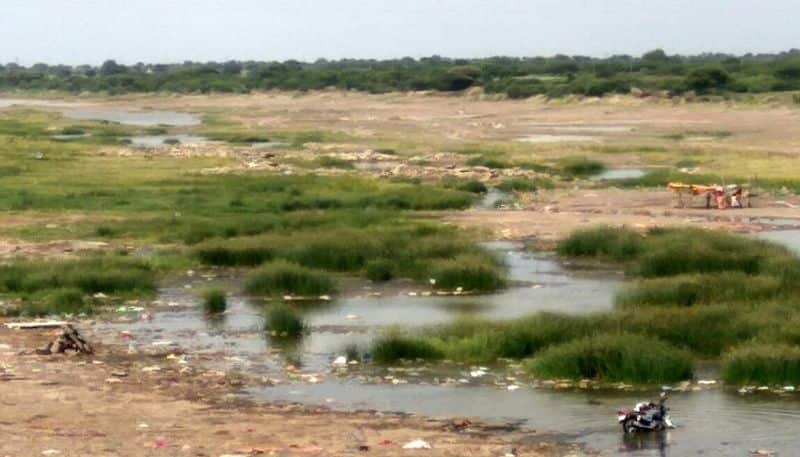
[127,134,209,148]
[477,189,508,209]
[65,109,200,126]
[0,97,201,126]
[516,134,598,143]
[93,240,800,456]
[754,229,800,253]
[251,382,800,456]
[591,168,646,181]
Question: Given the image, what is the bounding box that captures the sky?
[0,0,797,65]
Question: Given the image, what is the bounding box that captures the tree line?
[2,49,800,98]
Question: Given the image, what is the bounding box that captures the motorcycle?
[617,392,675,433]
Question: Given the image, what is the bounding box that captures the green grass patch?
[428,254,506,292]
[245,261,336,296]
[557,226,643,262]
[201,287,227,314]
[558,157,606,177]
[372,333,444,363]
[526,333,693,383]
[466,154,511,169]
[264,305,306,337]
[316,156,355,169]
[722,343,800,385]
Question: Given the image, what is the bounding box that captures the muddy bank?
[0,327,572,457]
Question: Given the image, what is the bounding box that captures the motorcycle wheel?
[622,418,637,434]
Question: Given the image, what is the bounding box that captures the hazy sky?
[1,0,797,65]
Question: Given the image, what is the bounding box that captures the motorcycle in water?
[617,392,675,433]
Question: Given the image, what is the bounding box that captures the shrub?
[372,334,443,363]
[265,305,305,337]
[722,343,800,385]
[245,261,336,296]
[526,333,693,383]
[201,288,227,314]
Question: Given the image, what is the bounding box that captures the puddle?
[51,133,92,140]
[528,124,633,133]
[591,168,646,181]
[128,134,209,148]
[0,98,200,126]
[0,98,91,109]
[65,109,200,126]
[476,189,508,209]
[515,134,599,144]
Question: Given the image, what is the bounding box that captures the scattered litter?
[105,377,122,384]
[784,386,795,392]
[697,379,717,385]
[345,314,360,320]
[41,450,60,455]
[377,439,394,446]
[137,423,149,429]
[319,295,331,301]
[469,368,487,378]
[151,340,174,346]
[142,366,161,372]
[407,292,417,296]
[429,278,436,285]
[750,450,774,456]
[332,356,348,367]
[507,385,520,391]
[402,439,432,450]
[93,292,108,299]
[152,438,168,449]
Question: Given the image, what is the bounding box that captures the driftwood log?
[36,324,93,355]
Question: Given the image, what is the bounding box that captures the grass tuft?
[722,343,800,385]
[201,287,227,314]
[265,305,305,337]
[245,261,336,296]
[526,333,693,383]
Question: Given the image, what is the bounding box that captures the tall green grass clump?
[0,256,155,295]
[526,333,693,383]
[559,157,606,177]
[245,261,336,296]
[21,288,91,316]
[372,334,443,363]
[466,154,511,169]
[722,343,800,385]
[265,305,305,337]
[495,177,538,192]
[557,226,643,262]
[616,272,785,307]
[427,254,506,292]
[201,288,227,314]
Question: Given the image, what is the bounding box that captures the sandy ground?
[0,327,574,457]
[42,91,800,156]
